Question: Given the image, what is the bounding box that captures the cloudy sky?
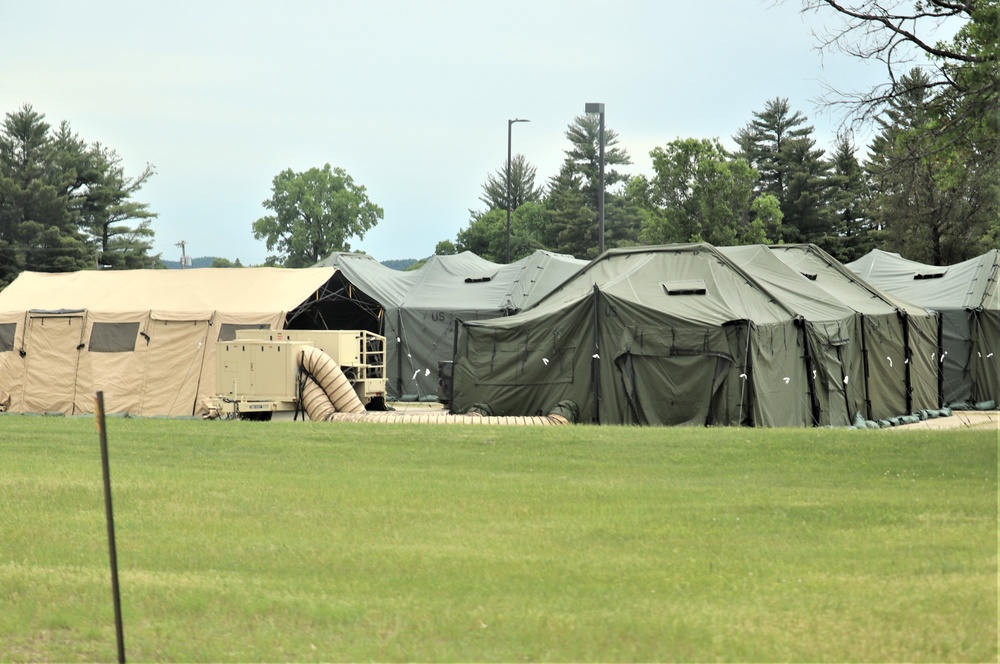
[2,0,890,265]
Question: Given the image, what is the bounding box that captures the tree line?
[441,77,997,266]
[439,0,998,266]
[0,105,158,288]
[1,1,996,284]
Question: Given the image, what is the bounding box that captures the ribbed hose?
[297,344,576,426]
[324,412,571,425]
[300,374,338,421]
[299,346,366,420]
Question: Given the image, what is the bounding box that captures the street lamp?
[506,118,530,263]
[585,103,605,255]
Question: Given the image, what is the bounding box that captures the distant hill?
[162,256,221,269]
[381,258,421,271]
[161,256,422,270]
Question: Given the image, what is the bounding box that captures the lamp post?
[585,103,605,255]
[506,118,529,263]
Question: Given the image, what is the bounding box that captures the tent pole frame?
[859,314,873,420]
[797,318,821,426]
[591,285,601,425]
[900,311,914,414]
[743,321,755,427]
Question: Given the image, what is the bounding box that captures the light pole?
[506,118,529,263]
[585,103,605,255]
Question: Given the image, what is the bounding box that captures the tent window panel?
[475,346,577,386]
[89,322,140,353]
[218,323,271,342]
[0,322,15,353]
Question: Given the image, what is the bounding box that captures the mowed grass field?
[0,415,996,662]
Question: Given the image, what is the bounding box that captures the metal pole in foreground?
[96,391,126,663]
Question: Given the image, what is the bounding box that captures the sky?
[1,0,892,265]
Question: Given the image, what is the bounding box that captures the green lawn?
[0,416,996,662]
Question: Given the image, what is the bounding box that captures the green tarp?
[847,249,999,405]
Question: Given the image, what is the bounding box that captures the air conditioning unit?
[209,329,387,420]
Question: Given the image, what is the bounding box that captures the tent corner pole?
[859,314,873,420]
[901,312,914,414]
[591,285,601,425]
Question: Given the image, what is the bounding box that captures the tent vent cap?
[661,280,707,296]
[464,271,497,283]
[913,270,946,280]
[801,272,818,281]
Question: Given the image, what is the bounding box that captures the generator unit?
[209,329,386,419]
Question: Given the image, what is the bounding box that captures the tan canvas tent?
[0,267,339,416]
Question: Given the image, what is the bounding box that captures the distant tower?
[175,241,191,268]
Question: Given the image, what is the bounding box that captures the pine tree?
[541,115,636,257]
[0,106,90,286]
[477,154,542,212]
[543,164,598,259]
[824,134,877,263]
[733,98,835,245]
[0,105,159,285]
[866,69,999,264]
[81,144,158,269]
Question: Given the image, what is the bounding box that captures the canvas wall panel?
[21,314,84,414]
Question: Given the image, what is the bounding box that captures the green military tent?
[451,244,942,427]
[847,249,999,406]
[453,244,844,427]
[763,244,939,416]
[310,250,587,400]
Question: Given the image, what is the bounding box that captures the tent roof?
[496,244,798,327]
[0,267,339,314]
[718,245,858,322]
[847,249,1000,311]
[766,244,930,316]
[315,250,586,312]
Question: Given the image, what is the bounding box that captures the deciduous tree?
[253,164,383,267]
[804,0,999,145]
[637,138,782,246]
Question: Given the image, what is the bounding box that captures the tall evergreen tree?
[543,163,598,259]
[0,106,89,286]
[824,133,877,262]
[733,98,835,245]
[543,115,636,257]
[562,114,632,208]
[477,154,542,212]
[867,69,999,264]
[0,105,159,285]
[81,144,158,269]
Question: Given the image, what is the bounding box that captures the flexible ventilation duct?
[299,346,367,418]
[298,344,575,425]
